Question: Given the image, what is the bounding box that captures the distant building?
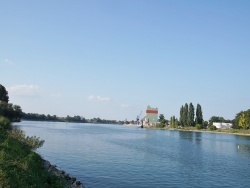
[213,122,233,129]
[145,105,158,126]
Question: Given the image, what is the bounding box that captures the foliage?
[170,116,178,128]
[238,112,250,129]
[157,123,166,128]
[9,128,45,150]
[0,116,12,130]
[196,124,203,130]
[159,114,167,126]
[203,121,208,128]
[179,103,188,126]
[0,128,63,187]
[0,84,22,122]
[188,103,195,126]
[22,112,120,124]
[0,84,9,103]
[183,103,188,126]
[195,103,203,125]
[179,105,184,126]
[209,116,232,126]
[0,102,23,122]
[209,125,217,131]
[234,109,250,129]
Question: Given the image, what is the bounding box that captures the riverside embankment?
[0,124,84,188]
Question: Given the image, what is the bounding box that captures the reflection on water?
[235,135,250,158]
[13,121,250,188]
[178,131,202,144]
[194,132,202,143]
[179,130,194,142]
[237,144,250,158]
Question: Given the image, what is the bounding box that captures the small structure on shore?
[213,122,233,129]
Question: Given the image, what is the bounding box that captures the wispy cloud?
[4,59,13,65]
[88,95,111,102]
[8,84,40,96]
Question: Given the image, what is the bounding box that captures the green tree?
[159,114,166,125]
[234,109,250,129]
[195,103,203,125]
[179,105,184,126]
[183,103,188,126]
[209,116,227,126]
[174,117,178,127]
[170,116,178,128]
[0,102,22,122]
[170,116,174,127]
[0,84,9,103]
[188,103,195,126]
[238,110,250,129]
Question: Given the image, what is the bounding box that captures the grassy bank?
[0,128,62,187]
[0,117,82,188]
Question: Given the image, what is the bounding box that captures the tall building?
[146,105,158,125]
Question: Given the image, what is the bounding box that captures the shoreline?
[43,159,85,188]
[146,126,250,136]
[160,127,250,136]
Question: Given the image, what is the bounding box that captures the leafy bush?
[209,125,217,131]
[233,125,241,129]
[0,116,12,130]
[196,124,203,130]
[9,128,44,150]
[157,123,166,128]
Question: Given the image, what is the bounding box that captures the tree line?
[179,103,203,126]
[0,84,22,122]
[166,103,204,128]
[159,102,250,130]
[22,112,121,124]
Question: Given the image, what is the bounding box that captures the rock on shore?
[43,160,84,188]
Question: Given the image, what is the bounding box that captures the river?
[13,121,250,188]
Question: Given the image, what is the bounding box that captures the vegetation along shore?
[0,84,84,187]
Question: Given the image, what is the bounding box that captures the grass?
[0,127,68,188]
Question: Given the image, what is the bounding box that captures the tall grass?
[0,118,65,187]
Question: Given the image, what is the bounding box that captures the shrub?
[209,125,217,131]
[196,124,203,130]
[157,123,166,128]
[9,128,44,150]
[0,116,12,130]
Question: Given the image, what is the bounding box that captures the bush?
[196,124,203,130]
[9,128,45,150]
[209,125,217,131]
[0,116,12,130]
[157,123,166,128]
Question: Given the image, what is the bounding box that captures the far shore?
[147,126,250,137]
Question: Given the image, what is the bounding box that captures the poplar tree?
[195,103,203,125]
[179,105,184,126]
[183,103,188,126]
[188,103,195,126]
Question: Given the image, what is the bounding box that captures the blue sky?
[1,0,250,121]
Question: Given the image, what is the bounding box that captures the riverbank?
[152,126,250,136]
[0,127,84,187]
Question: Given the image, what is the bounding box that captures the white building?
[145,105,158,126]
[213,122,233,129]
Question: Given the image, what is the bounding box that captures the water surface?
[14,121,250,188]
